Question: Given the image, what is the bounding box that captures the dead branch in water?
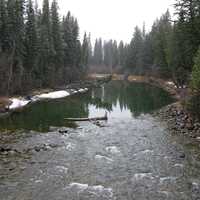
[65,116,107,122]
[65,112,108,122]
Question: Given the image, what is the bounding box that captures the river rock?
[186,123,194,130]
[179,153,186,159]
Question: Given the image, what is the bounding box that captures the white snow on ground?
[37,90,70,99]
[78,88,88,93]
[8,88,88,111]
[167,81,175,86]
[9,98,30,110]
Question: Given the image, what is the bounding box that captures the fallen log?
[65,116,108,121]
[65,112,108,122]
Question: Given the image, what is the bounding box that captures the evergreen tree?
[126,26,144,74]
[93,38,103,65]
[112,40,119,67]
[81,32,89,69]
[0,0,8,52]
[118,41,125,66]
[151,11,173,77]
[104,40,113,68]
[38,0,54,86]
[6,0,25,94]
[174,0,200,71]
[51,0,63,74]
[24,0,38,88]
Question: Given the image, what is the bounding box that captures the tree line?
[0,0,91,95]
[125,0,200,88]
[1,0,200,95]
[89,0,200,89]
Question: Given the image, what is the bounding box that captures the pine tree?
[126,26,144,74]
[0,0,8,52]
[151,11,173,77]
[51,0,63,74]
[174,0,200,71]
[6,0,25,94]
[93,38,103,65]
[118,41,125,66]
[38,0,54,86]
[24,0,38,88]
[81,32,89,69]
[112,40,119,67]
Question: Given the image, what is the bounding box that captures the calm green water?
[0,81,174,132]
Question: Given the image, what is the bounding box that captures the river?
[0,81,200,200]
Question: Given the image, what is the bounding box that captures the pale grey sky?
[39,0,175,43]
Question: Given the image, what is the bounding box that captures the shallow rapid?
[0,81,200,200]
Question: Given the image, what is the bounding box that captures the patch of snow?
[95,154,113,162]
[78,88,88,93]
[105,146,120,154]
[167,81,175,86]
[37,90,70,99]
[31,96,40,102]
[9,98,30,110]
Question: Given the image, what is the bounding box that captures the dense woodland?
[0,0,200,96]
[90,0,200,90]
[0,0,90,95]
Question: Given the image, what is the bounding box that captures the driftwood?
[65,112,108,122]
[65,116,107,122]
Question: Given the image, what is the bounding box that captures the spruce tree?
[126,26,144,74]
[51,0,63,80]
[38,0,54,86]
[24,0,38,88]
[0,0,8,52]
[81,32,89,69]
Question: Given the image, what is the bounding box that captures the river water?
[0,81,200,200]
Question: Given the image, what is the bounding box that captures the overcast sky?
[41,0,175,43]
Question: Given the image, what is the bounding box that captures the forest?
[0,0,200,96]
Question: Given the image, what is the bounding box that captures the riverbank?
[111,74,200,139]
[155,102,200,140]
[0,76,111,115]
[1,73,197,140]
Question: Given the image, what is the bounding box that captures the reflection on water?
[0,81,174,132]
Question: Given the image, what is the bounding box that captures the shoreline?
[155,102,200,140]
[0,75,112,116]
[112,74,200,140]
[0,79,108,116]
[1,73,198,141]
